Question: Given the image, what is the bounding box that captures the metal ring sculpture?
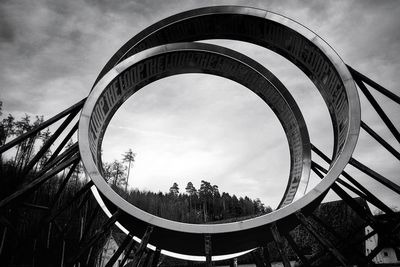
[79,6,360,258]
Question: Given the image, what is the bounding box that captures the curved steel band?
[80,42,310,256]
[80,5,360,257]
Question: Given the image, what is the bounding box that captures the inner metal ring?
[79,42,310,255]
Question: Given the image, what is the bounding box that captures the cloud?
[1,0,399,211]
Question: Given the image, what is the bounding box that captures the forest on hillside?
[113,180,272,224]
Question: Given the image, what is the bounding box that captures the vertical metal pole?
[32,239,37,267]
[47,222,52,249]
[204,234,212,267]
[86,246,93,266]
[0,227,7,256]
[61,240,66,267]
[270,223,291,267]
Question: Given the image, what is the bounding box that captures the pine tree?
[169,182,179,196]
[122,149,136,191]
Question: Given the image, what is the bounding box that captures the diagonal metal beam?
[347,66,400,105]
[354,76,400,145]
[282,231,311,267]
[296,212,350,267]
[32,142,79,180]
[49,160,79,210]
[311,161,392,214]
[105,233,133,267]
[349,157,400,195]
[130,226,153,267]
[45,123,79,165]
[311,145,394,214]
[361,120,400,161]
[0,153,80,209]
[70,209,121,264]
[0,98,86,154]
[270,223,291,267]
[120,238,137,267]
[46,180,94,223]
[20,110,78,177]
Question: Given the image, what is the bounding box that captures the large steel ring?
[80,42,311,256]
[79,5,360,258]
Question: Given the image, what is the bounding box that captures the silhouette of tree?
[169,182,179,196]
[122,148,136,191]
[109,160,126,187]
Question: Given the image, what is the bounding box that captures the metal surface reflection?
[80,5,360,257]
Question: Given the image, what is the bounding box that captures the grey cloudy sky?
[1,0,399,210]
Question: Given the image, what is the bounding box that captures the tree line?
[112,180,272,224]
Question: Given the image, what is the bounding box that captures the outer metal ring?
[79,42,311,255]
[81,6,360,257]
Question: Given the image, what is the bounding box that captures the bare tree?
[122,149,136,191]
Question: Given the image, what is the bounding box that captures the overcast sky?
[1,0,399,211]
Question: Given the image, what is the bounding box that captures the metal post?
[204,234,212,267]
[47,222,52,249]
[0,227,7,256]
[60,239,66,267]
[270,223,291,267]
